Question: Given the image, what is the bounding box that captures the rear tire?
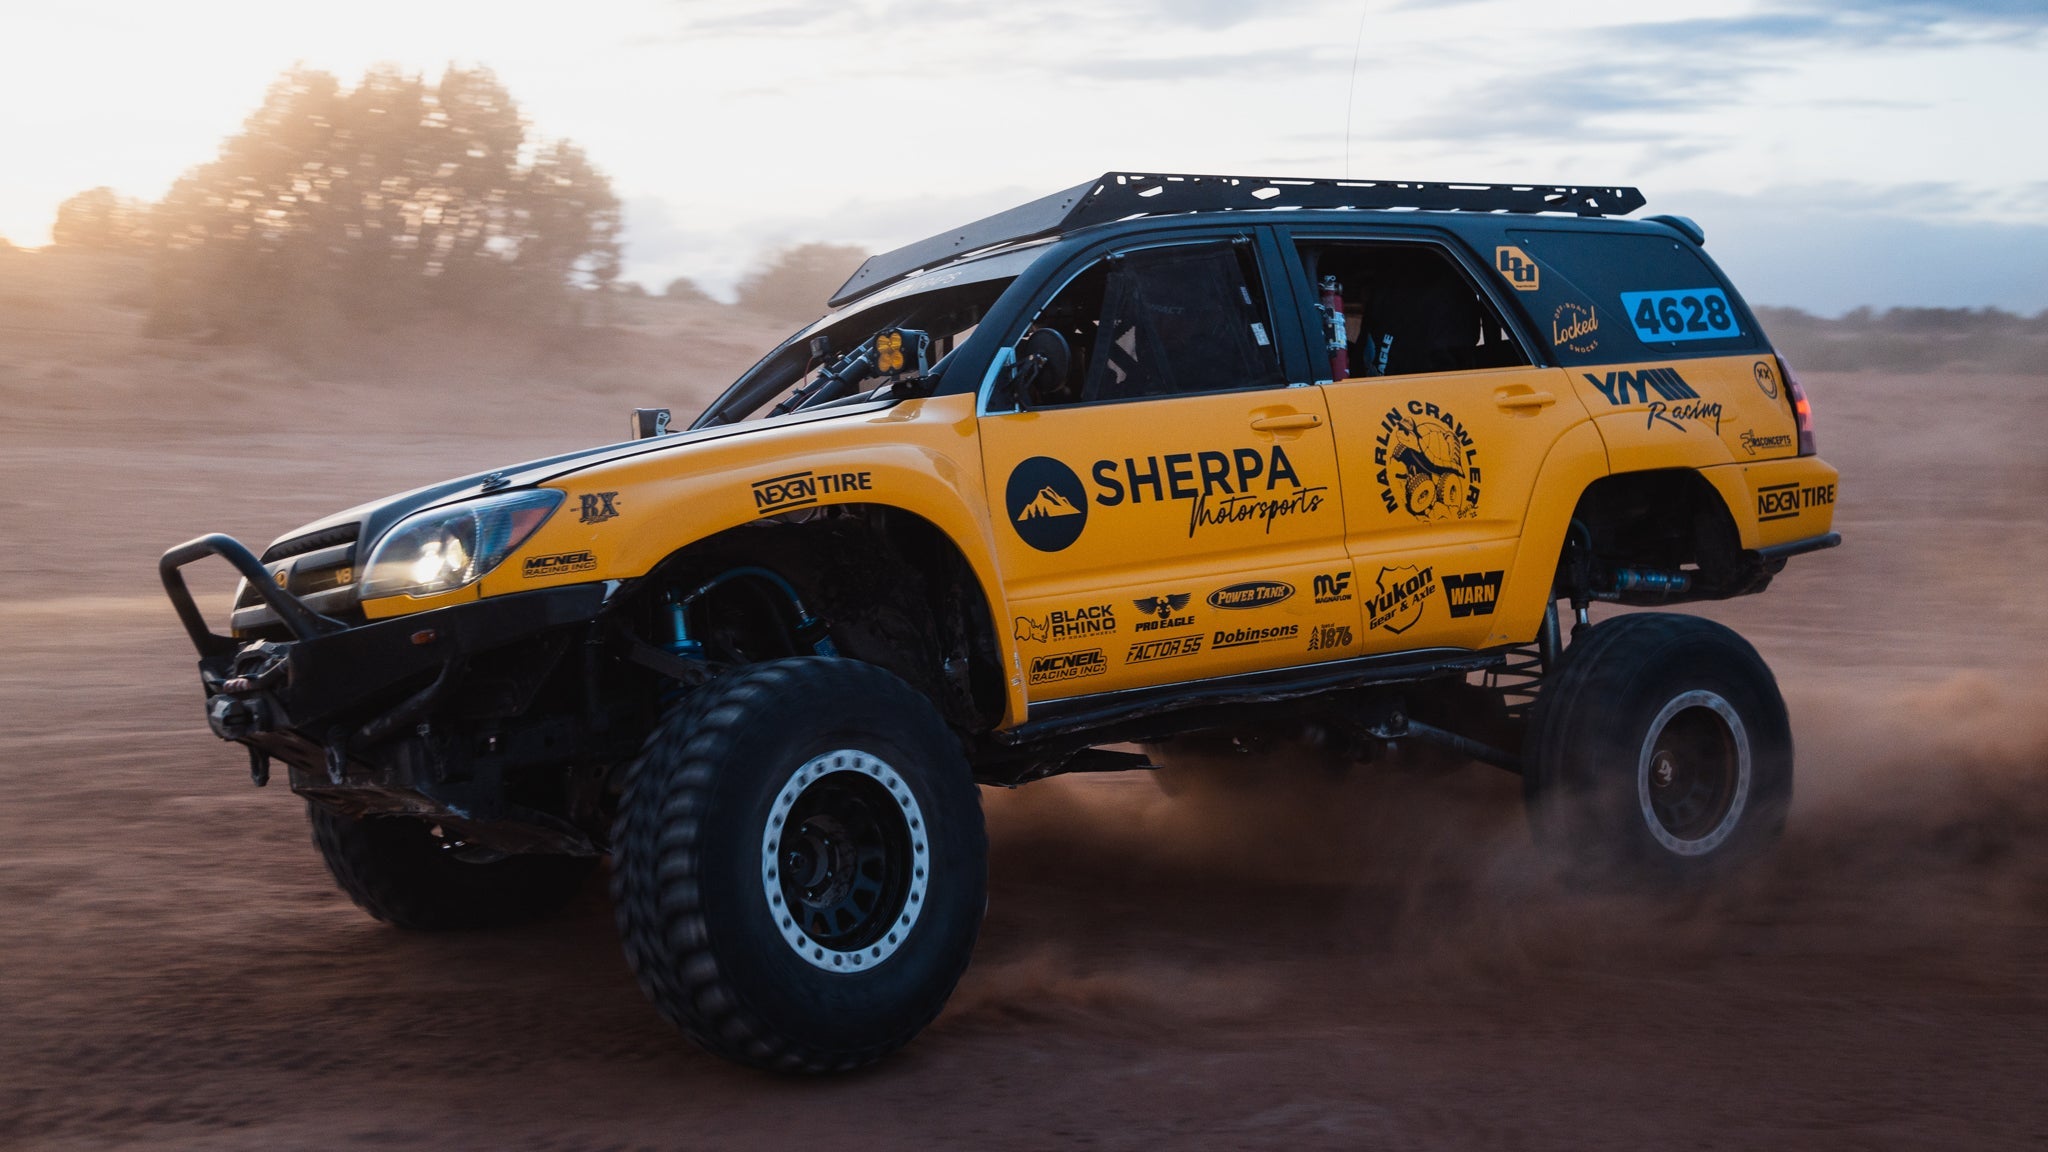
[1524,613,1792,884]
[308,805,595,930]
[610,657,987,1073]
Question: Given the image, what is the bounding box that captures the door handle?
[1249,413,1324,432]
[1495,390,1556,410]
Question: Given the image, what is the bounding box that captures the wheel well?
[1559,469,1766,603]
[628,506,1007,734]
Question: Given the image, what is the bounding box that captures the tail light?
[1779,354,1816,456]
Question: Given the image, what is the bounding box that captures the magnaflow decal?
[1366,565,1435,633]
[1006,456,1089,552]
[1619,288,1740,343]
[1551,302,1599,354]
[1027,648,1107,686]
[753,470,873,514]
[578,491,621,524]
[1757,481,1835,522]
[1494,246,1539,292]
[1312,571,1353,604]
[1014,605,1116,643]
[1442,570,1504,618]
[1207,581,1293,610]
[1132,594,1195,632]
[1376,402,1480,521]
[1091,445,1327,539]
[1127,635,1203,663]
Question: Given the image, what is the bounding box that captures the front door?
[978,238,1358,703]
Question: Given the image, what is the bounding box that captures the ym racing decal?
[1376,401,1480,521]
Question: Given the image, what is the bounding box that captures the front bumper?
[162,532,605,767]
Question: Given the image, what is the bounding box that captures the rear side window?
[1502,230,1764,364]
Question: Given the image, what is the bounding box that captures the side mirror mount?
[630,408,672,439]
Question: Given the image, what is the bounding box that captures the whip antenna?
[1344,4,1368,178]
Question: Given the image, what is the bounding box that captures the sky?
[2,0,2044,314]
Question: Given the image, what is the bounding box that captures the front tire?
[610,657,987,1073]
[308,805,595,930]
[1524,613,1792,884]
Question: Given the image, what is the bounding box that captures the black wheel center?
[1647,705,1741,841]
[775,771,911,952]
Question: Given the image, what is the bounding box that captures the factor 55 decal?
[1619,288,1740,343]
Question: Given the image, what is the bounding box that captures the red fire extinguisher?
[1319,274,1349,380]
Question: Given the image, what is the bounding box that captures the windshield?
[691,244,1041,428]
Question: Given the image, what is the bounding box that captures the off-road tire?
[307,804,595,930]
[610,657,987,1074]
[1524,612,1792,884]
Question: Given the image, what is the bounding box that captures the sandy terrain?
[2,252,2045,1149]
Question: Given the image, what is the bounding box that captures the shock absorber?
[1319,274,1349,381]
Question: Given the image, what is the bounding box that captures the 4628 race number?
[1619,287,1740,343]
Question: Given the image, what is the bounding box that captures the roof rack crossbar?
[828,171,1644,307]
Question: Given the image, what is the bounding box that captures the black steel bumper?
[161,533,607,753]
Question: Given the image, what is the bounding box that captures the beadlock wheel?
[1637,690,1752,856]
[762,750,929,972]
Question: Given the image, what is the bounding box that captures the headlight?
[358,490,563,600]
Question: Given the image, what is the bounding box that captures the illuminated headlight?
[358,490,563,599]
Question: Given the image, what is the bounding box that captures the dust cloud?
[2,250,2043,1149]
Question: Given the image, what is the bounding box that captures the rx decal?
[578,491,621,524]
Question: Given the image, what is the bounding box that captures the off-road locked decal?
[1376,401,1480,520]
[1005,456,1088,552]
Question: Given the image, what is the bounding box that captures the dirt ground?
[2,252,2045,1149]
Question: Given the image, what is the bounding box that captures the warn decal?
[1442,570,1503,618]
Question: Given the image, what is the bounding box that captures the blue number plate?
[1620,288,1741,343]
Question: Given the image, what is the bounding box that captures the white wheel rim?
[1637,689,1752,857]
[761,749,929,972]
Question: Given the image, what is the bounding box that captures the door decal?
[1005,456,1089,552]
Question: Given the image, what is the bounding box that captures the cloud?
[660,0,1321,37]
[1613,0,2048,53]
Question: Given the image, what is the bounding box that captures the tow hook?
[247,746,270,788]
[207,693,272,741]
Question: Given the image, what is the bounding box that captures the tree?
[734,243,866,321]
[148,66,621,338]
[51,187,149,250]
[663,276,714,305]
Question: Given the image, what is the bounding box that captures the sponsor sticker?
[1551,302,1599,354]
[522,550,597,578]
[1211,624,1299,650]
[1028,647,1107,686]
[1127,635,1204,663]
[1375,401,1480,521]
[1014,605,1117,643]
[752,470,873,515]
[1442,570,1503,618]
[1494,246,1539,292]
[1619,288,1741,343]
[1091,445,1328,539]
[1738,429,1794,456]
[1752,359,1780,400]
[1132,594,1195,633]
[1646,398,1724,434]
[1312,571,1353,604]
[1207,581,1293,610]
[1584,367,1699,407]
[578,491,621,524]
[1366,565,1435,633]
[1006,456,1089,552]
[1756,481,1834,522]
[1306,622,1354,652]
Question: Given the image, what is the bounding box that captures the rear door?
[978,234,1359,702]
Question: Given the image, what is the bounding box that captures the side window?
[1503,229,1765,365]
[1293,240,1529,380]
[1023,240,1286,407]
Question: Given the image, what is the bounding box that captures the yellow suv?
[161,173,1839,1073]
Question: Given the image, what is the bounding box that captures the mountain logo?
[1005,456,1089,552]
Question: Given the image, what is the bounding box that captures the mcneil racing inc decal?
[1007,447,1327,552]
[1376,401,1480,521]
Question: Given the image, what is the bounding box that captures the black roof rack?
[828,171,1645,307]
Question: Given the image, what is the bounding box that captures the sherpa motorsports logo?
[1376,401,1480,521]
[751,469,873,515]
[1013,604,1117,644]
[1132,593,1194,632]
[1366,565,1435,633]
[522,550,597,578]
[1442,570,1503,618]
[1027,648,1107,686]
[1207,580,1293,610]
[1006,456,1088,552]
[1089,445,1326,539]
